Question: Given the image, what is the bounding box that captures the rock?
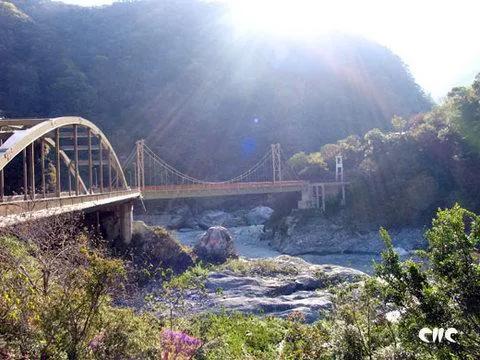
[197,210,243,229]
[190,255,366,323]
[134,214,172,228]
[394,227,427,250]
[132,220,151,237]
[194,226,238,264]
[268,213,425,255]
[135,208,193,229]
[246,206,274,225]
[167,215,184,229]
[166,205,193,229]
[184,216,200,229]
[174,225,280,260]
[228,225,265,246]
[131,221,194,275]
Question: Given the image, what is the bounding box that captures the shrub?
[146,264,209,328]
[376,204,480,359]
[190,313,288,360]
[0,215,162,359]
[161,329,202,360]
[89,308,161,359]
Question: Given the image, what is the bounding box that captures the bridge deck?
[0,189,141,227]
[141,181,308,199]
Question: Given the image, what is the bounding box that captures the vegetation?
[1,205,479,358]
[0,0,430,179]
[219,258,299,277]
[0,3,477,354]
[290,73,480,227]
[376,204,480,359]
[0,214,162,359]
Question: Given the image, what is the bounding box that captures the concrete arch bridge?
[0,117,140,241]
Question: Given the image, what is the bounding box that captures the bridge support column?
[99,137,104,192]
[119,201,133,244]
[271,143,282,183]
[298,185,313,209]
[135,140,145,190]
[298,184,327,211]
[28,143,35,200]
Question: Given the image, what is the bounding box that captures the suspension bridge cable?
[142,144,273,184]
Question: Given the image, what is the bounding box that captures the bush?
[0,215,162,359]
[89,308,161,359]
[190,313,288,359]
[376,204,480,359]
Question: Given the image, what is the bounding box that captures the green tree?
[376,204,480,359]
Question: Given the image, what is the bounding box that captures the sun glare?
[228,0,345,38]
[226,0,480,99]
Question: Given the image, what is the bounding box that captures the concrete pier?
[119,201,133,244]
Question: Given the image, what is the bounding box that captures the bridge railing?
[0,186,134,204]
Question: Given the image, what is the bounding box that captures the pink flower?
[161,329,202,360]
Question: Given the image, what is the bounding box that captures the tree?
[376,204,480,359]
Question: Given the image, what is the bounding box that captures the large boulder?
[246,206,274,225]
[194,226,238,264]
[174,225,280,260]
[131,221,194,275]
[134,213,172,228]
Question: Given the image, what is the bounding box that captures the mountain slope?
[0,0,431,178]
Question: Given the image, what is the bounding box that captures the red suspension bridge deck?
[141,181,308,199]
[126,141,347,208]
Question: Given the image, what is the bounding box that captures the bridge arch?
[0,117,128,199]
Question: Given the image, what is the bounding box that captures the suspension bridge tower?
[271,143,282,183]
[135,139,145,190]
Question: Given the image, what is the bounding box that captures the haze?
[57,0,480,101]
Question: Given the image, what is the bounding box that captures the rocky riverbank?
[266,210,426,256]
[188,256,365,323]
[135,204,426,273]
[130,205,424,322]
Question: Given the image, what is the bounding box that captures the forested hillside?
[291,74,480,227]
[0,0,431,178]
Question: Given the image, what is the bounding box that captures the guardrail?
[0,189,140,217]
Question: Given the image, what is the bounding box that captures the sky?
[57,0,480,101]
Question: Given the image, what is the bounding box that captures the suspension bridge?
[122,140,347,209]
[0,117,347,242]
